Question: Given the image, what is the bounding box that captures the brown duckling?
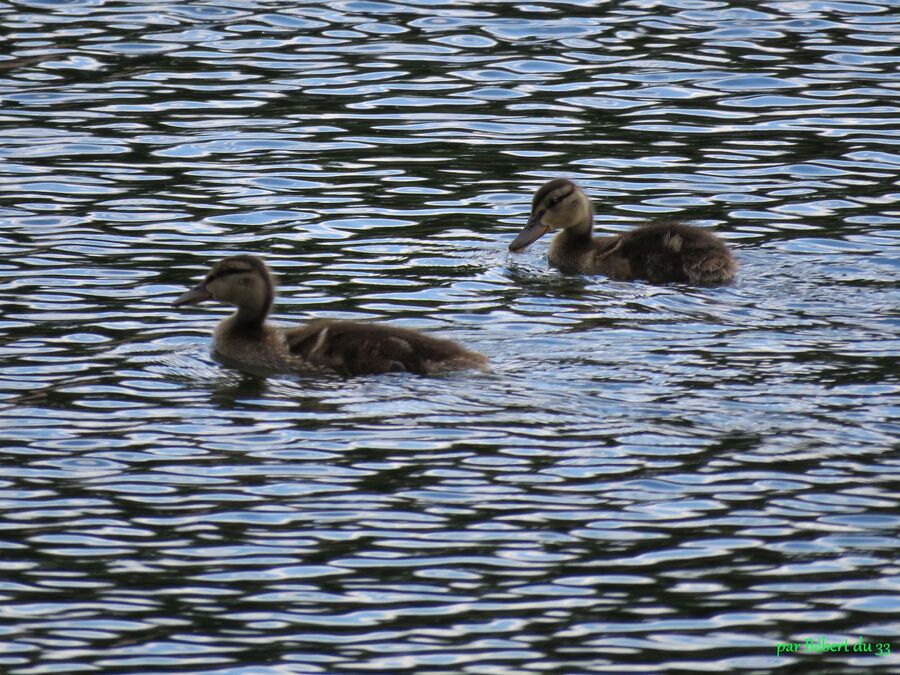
[173,255,489,376]
[509,178,737,284]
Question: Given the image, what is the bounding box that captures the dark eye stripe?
[548,189,574,207]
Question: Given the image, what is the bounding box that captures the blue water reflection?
[0,0,899,673]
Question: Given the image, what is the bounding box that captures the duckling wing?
[618,223,736,284]
[286,319,486,376]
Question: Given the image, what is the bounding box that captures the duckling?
[173,255,489,376]
[509,178,737,284]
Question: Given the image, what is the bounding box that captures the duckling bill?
[174,255,489,376]
[510,178,737,285]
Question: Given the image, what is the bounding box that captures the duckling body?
[175,255,489,376]
[510,179,737,285]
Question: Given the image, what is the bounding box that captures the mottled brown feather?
[596,222,736,284]
[287,319,488,376]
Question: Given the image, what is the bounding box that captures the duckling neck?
[231,303,270,335]
[558,215,594,246]
[549,215,595,272]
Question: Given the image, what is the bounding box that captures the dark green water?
[1,1,898,673]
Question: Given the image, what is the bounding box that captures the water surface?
[1,1,899,673]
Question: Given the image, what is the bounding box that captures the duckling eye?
[548,196,562,208]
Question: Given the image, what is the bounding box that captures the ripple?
[0,1,899,674]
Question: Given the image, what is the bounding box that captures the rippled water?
[1,1,899,673]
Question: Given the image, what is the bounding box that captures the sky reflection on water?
[1,1,899,673]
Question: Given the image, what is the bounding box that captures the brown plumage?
[509,178,737,284]
[173,255,489,376]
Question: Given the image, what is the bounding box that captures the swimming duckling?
[509,178,737,284]
[173,255,489,376]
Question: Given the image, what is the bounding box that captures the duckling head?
[508,178,594,252]
[173,254,274,319]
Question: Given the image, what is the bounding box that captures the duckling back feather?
[612,222,737,285]
[287,319,489,376]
